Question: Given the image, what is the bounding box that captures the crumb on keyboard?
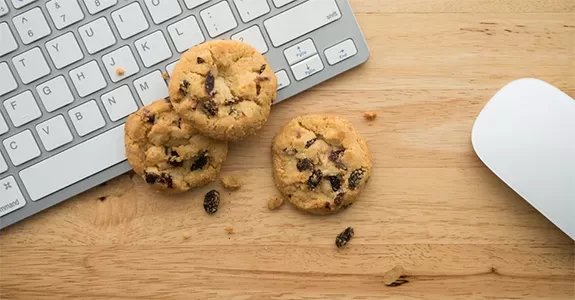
[162,71,169,80]
[115,67,125,76]
[363,111,377,120]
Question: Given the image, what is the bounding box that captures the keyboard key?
[20,125,126,201]
[101,86,137,121]
[3,130,41,166]
[0,23,18,56]
[35,115,73,151]
[167,15,204,53]
[102,46,140,82]
[145,0,181,24]
[69,61,107,97]
[68,100,105,136]
[13,7,51,45]
[3,91,42,127]
[0,62,18,97]
[0,176,26,217]
[12,47,50,84]
[272,0,296,8]
[79,17,116,54]
[133,70,168,105]
[264,0,341,47]
[231,25,268,54]
[0,0,8,17]
[233,0,270,23]
[0,113,8,135]
[46,0,84,30]
[283,39,317,65]
[135,31,172,68]
[10,0,36,9]
[83,0,117,14]
[166,61,178,75]
[275,70,290,90]
[200,1,237,38]
[0,153,7,173]
[36,76,74,112]
[46,32,84,69]
[291,54,323,81]
[112,3,149,39]
[325,39,357,65]
[184,0,210,9]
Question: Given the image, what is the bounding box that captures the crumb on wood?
[162,71,169,80]
[225,225,234,234]
[363,111,377,120]
[220,175,242,190]
[383,265,409,287]
[183,234,190,240]
[115,67,125,76]
[267,196,284,210]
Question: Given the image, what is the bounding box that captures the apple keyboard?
[0,0,369,229]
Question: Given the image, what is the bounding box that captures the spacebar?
[20,125,126,201]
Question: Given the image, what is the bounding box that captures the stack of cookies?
[124,40,278,193]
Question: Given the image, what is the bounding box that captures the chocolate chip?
[145,114,155,124]
[335,227,354,248]
[296,158,313,171]
[98,196,107,201]
[259,64,266,74]
[205,71,215,95]
[160,173,174,188]
[179,79,190,95]
[190,151,209,171]
[197,57,205,64]
[256,83,261,95]
[325,202,331,209]
[348,168,367,190]
[145,173,158,184]
[335,161,348,171]
[168,154,183,167]
[224,96,241,106]
[164,96,171,103]
[228,108,242,118]
[334,193,344,206]
[202,99,218,116]
[203,189,220,214]
[329,149,345,162]
[256,76,269,82]
[176,118,182,129]
[305,138,317,149]
[328,175,342,192]
[307,169,322,190]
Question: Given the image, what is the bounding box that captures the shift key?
[264,0,341,47]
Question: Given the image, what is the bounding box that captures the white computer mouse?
[472,78,575,240]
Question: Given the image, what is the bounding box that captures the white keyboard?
[0,0,369,229]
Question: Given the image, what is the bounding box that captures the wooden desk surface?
[1,1,574,299]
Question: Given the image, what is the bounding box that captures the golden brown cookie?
[168,40,277,141]
[271,115,372,214]
[125,98,228,192]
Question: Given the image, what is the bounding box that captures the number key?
[83,0,117,15]
[0,0,9,17]
[46,0,84,30]
[12,7,51,45]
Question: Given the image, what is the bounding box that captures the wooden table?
[1,1,574,299]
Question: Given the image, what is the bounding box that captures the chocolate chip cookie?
[125,98,228,192]
[271,115,372,214]
[168,40,277,141]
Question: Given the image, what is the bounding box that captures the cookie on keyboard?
[168,40,277,141]
[271,115,372,214]
[125,98,228,192]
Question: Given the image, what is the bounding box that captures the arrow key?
[324,39,358,65]
[290,54,323,81]
[283,39,317,65]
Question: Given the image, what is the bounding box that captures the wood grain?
[1,0,574,299]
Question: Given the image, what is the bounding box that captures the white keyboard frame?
[0,0,369,229]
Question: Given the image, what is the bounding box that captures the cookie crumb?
[267,196,284,210]
[383,265,409,287]
[364,111,377,120]
[220,175,242,190]
[335,227,354,248]
[225,225,234,234]
[183,234,190,240]
[162,71,169,80]
[115,67,125,76]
